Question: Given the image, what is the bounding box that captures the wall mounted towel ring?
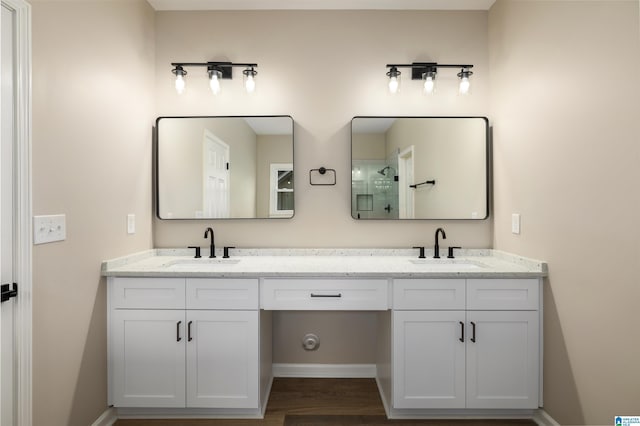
[309,167,336,186]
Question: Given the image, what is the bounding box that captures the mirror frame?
[350,116,490,221]
[155,115,295,220]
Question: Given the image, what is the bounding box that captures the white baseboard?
[533,409,561,426]
[272,363,376,378]
[91,407,118,426]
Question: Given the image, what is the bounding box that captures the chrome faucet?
[204,227,216,258]
[434,227,446,259]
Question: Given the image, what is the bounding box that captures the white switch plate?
[33,214,66,244]
[127,214,135,234]
[511,213,521,234]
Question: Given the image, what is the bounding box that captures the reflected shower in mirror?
[351,117,488,220]
[157,116,294,219]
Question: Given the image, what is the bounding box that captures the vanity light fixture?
[171,61,258,95]
[385,62,474,95]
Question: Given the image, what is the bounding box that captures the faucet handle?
[188,246,201,259]
[447,246,462,259]
[412,246,426,259]
[223,246,236,259]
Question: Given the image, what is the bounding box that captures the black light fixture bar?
[386,62,474,80]
[171,61,258,79]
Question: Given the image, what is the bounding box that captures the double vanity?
[102,248,547,420]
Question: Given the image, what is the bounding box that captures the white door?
[111,310,186,407]
[0,4,15,424]
[186,310,259,409]
[202,130,230,218]
[466,310,539,409]
[398,146,414,219]
[392,310,466,409]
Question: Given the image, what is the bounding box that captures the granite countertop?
[101,248,547,279]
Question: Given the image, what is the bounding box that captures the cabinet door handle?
[310,293,342,298]
[176,321,182,342]
[470,321,476,343]
[188,321,193,342]
[459,321,465,342]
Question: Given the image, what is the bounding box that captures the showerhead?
[377,166,391,176]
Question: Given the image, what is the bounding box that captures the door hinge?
[1,283,17,303]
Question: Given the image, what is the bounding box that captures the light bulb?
[243,67,257,94]
[209,71,221,95]
[175,74,185,94]
[386,67,401,94]
[457,68,473,95]
[388,76,399,94]
[423,71,436,95]
[459,76,470,95]
[245,74,256,93]
[172,66,186,94]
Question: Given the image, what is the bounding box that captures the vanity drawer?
[393,279,466,310]
[111,277,185,309]
[260,278,389,310]
[186,278,259,310]
[467,279,539,310]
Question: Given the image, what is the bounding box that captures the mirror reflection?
[351,117,488,220]
[157,116,294,219]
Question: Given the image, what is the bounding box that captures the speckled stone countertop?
[101,248,547,279]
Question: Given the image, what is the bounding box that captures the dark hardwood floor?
[114,378,537,426]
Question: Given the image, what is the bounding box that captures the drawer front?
[261,278,389,310]
[393,279,466,310]
[111,277,185,309]
[186,278,259,310]
[467,279,539,310]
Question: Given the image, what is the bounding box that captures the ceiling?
[147,0,496,11]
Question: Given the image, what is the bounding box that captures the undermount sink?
[408,258,486,270]
[163,258,241,270]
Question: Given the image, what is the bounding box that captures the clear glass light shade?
[243,68,257,93]
[388,76,400,94]
[173,66,186,94]
[458,69,472,95]
[175,74,185,94]
[209,70,222,95]
[423,72,436,95]
[387,67,401,94]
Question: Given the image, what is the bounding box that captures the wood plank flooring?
[114,378,537,426]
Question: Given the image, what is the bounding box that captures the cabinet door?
[111,310,186,407]
[466,310,539,409]
[392,311,466,409]
[186,310,259,408]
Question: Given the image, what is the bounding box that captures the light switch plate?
[511,213,521,234]
[33,214,66,244]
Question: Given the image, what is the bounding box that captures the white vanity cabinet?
[391,278,540,411]
[108,277,260,410]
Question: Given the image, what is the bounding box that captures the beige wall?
[31,1,155,425]
[489,1,640,424]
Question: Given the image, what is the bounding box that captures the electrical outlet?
[511,213,521,234]
[33,214,66,244]
[127,214,135,234]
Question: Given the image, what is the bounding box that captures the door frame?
[1,0,31,424]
